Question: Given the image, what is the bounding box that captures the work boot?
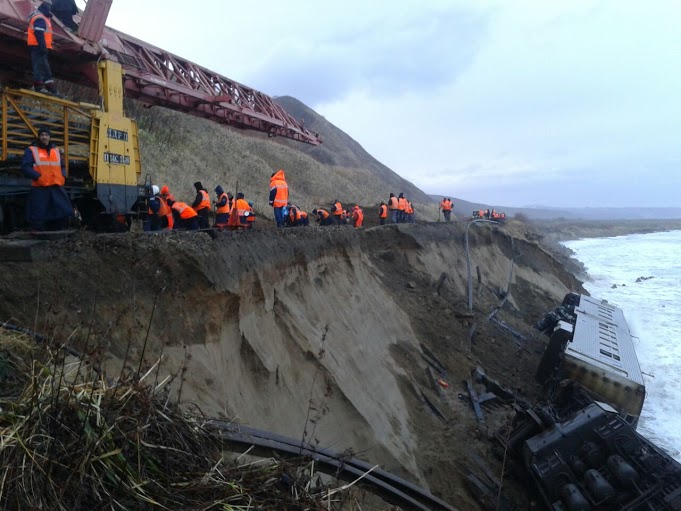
[32,82,47,93]
[44,81,58,94]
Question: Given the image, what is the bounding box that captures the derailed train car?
[502,294,681,510]
[535,293,646,421]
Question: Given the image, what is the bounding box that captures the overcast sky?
[81,0,681,207]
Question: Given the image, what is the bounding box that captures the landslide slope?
[0,221,583,508]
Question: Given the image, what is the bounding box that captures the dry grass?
[0,331,389,510]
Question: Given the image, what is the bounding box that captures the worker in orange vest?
[233,192,252,229]
[405,200,414,223]
[158,185,174,229]
[20,127,73,230]
[27,1,57,94]
[269,169,289,228]
[397,193,407,223]
[388,193,399,224]
[331,200,343,225]
[213,185,231,230]
[352,205,364,228]
[167,198,199,230]
[379,202,388,225]
[246,201,256,229]
[191,181,211,229]
[312,208,333,226]
[440,197,453,222]
[288,205,309,226]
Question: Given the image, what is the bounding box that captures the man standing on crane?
[27,1,57,94]
[269,169,288,228]
[21,127,73,231]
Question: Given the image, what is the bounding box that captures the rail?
[208,421,459,511]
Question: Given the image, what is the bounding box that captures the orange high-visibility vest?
[29,146,63,187]
[406,202,413,214]
[235,198,250,217]
[27,12,53,48]
[270,169,289,207]
[388,197,399,210]
[159,197,174,228]
[216,193,230,214]
[317,209,329,220]
[172,202,198,219]
[379,205,387,218]
[195,190,210,211]
[398,197,407,211]
[353,207,363,227]
[332,201,342,216]
[440,200,452,211]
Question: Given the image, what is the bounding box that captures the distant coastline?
[531,219,681,281]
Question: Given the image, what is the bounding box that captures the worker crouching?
[168,198,199,230]
[313,208,333,226]
[233,192,252,229]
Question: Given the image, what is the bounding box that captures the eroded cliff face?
[0,222,583,507]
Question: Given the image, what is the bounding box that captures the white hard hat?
[151,185,160,196]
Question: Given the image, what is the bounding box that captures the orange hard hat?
[160,185,170,195]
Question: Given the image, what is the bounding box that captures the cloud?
[243,6,489,104]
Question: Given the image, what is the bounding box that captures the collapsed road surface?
[0,221,584,509]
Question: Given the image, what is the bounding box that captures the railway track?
[207,421,458,511]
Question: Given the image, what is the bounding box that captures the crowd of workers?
[20,130,465,233]
[141,169,452,232]
[473,209,506,221]
[19,124,466,233]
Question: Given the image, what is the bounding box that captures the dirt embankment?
[0,221,584,509]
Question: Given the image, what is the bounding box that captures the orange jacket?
[269,169,289,207]
[317,209,330,220]
[406,202,413,214]
[27,12,53,48]
[440,199,453,211]
[195,190,210,211]
[352,207,363,227]
[172,202,198,219]
[234,198,250,217]
[332,201,342,216]
[216,192,230,214]
[29,146,63,187]
[379,204,387,218]
[398,197,407,211]
[159,197,174,228]
[388,197,399,210]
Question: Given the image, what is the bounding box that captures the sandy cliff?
[0,221,584,508]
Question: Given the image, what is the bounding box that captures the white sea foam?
[564,231,681,461]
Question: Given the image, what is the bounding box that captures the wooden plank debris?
[465,379,485,426]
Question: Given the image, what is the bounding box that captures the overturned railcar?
[536,293,646,421]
